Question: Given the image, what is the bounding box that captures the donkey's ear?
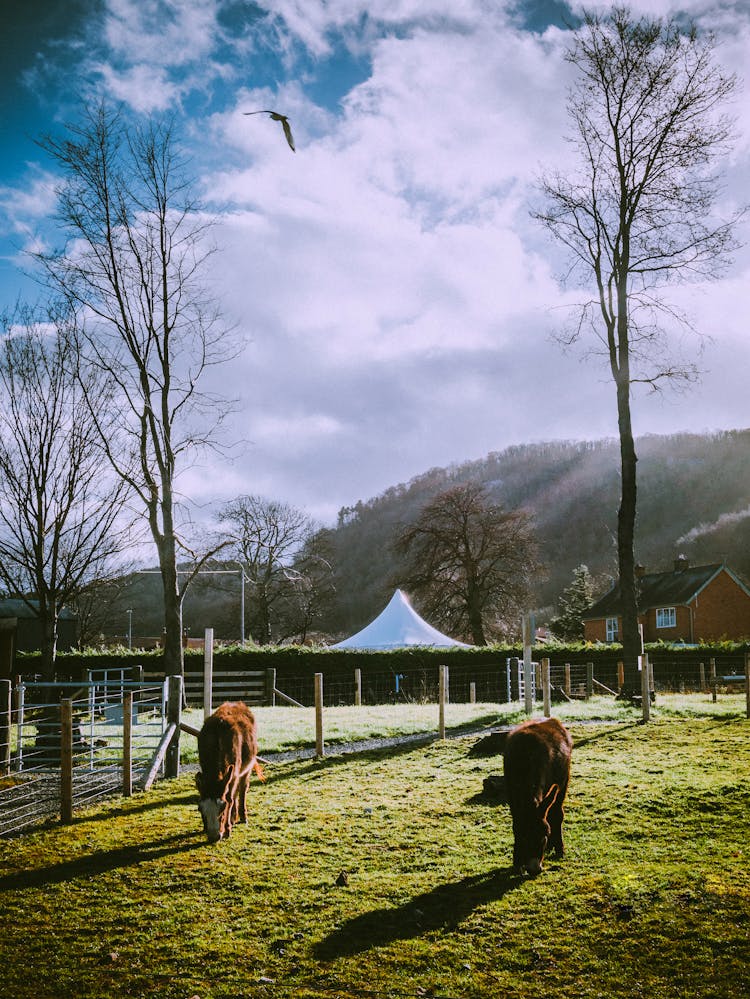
[539,783,559,818]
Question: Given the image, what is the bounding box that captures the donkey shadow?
[314,867,523,960]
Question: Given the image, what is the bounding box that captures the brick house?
[583,557,750,644]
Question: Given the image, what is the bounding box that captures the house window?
[605,617,618,642]
[656,607,676,629]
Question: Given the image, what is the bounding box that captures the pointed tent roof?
[331,589,469,650]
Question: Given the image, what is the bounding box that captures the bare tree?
[0,303,133,678]
[218,495,314,645]
[37,103,235,677]
[277,528,336,644]
[534,7,740,686]
[396,482,539,645]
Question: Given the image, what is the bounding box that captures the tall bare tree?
[535,7,740,686]
[396,482,539,645]
[218,495,316,645]
[38,103,235,676]
[0,303,132,678]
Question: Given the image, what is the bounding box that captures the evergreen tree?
[551,565,595,642]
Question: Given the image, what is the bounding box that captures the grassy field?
[178,691,750,760]
[0,704,748,998]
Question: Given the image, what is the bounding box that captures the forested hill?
[328,429,750,634]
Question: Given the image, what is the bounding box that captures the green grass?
[179,692,750,761]
[0,706,749,998]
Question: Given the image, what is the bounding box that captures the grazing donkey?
[195,702,265,843]
[503,717,572,876]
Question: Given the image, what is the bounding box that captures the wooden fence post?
[123,691,133,797]
[265,668,277,707]
[314,673,324,758]
[203,628,214,719]
[509,657,520,702]
[0,679,10,775]
[354,668,362,706]
[60,699,74,824]
[438,665,447,739]
[523,658,533,716]
[586,663,594,701]
[617,661,624,693]
[541,658,551,717]
[166,675,183,778]
[699,662,706,692]
[469,681,476,704]
[564,663,572,698]
[641,653,651,722]
[710,658,718,703]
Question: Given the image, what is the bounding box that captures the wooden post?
[265,668,277,707]
[314,673,324,758]
[123,691,133,797]
[541,658,551,718]
[60,699,74,824]
[0,679,11,775]
[586,663,594,701]
[699,661,706,692]
[438,664,447,739]
[354,668,362,706]
[710,658,717,702]
[509,657,520,702]
[469,681,476,704]
[203,628,214,720]
[564,663,571,698]
[745,652,750,720]
[617,661,624,693]
[165,675,183,778]
[641,652,651,722]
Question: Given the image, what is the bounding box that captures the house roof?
[0,598,76,621]
[583,563,729,619]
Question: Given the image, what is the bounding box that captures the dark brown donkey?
[503,717,572,875]
[195,702,265,843]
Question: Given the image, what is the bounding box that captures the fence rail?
[0,677,182,837]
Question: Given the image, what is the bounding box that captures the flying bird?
[243,110,295,152]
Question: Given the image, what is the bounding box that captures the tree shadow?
[0,830,204,891]
[314,867,523,960]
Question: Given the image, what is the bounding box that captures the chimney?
[674,554,689,572]
[635,564,646,578]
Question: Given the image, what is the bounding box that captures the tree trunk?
[616,374,640,692]
[467,594,487,646]
[158,539,184,678]
[39,605,58,684]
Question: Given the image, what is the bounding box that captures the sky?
[1,0,749,528]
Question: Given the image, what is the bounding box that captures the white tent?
[331,589,469,649]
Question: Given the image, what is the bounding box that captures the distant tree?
[550,565,597,642]
[277,528,337,643]
[395,482,539,645]
[535,7,740,687]
[38,102,235,678]
[0,303,133,677]
[218,496,316,645]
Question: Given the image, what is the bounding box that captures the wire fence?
[0,679,168,837]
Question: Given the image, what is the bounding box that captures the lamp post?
[238,563,246,646]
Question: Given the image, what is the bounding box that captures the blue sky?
[1,1,749,529]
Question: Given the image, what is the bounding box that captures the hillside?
[326,429,750,635]
[89,429,750,644]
